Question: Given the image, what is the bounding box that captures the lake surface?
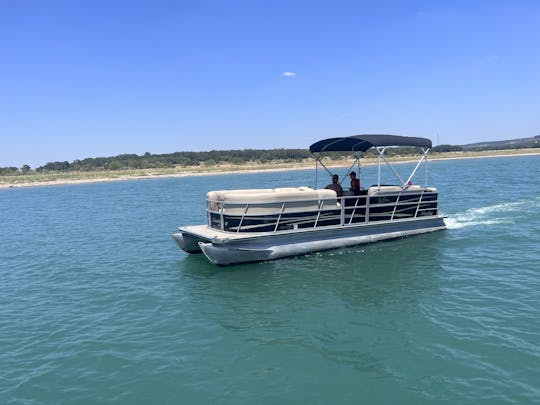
[1,155,539,404]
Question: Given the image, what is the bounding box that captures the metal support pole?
[404,147,430,187]
[377,147,385,189]
[340,197,345,225]
[315,158,318,189]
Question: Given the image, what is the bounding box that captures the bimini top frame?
[310,134,433,189]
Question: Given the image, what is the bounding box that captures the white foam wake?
[445,217,510,229]
[444,197,540,229]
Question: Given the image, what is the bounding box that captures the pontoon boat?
[172,134,446,265]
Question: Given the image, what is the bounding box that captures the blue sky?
[1,0,539,168]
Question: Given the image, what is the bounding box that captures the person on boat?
[325,174,344,197]
[349,171,361,195]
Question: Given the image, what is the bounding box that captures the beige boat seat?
[367,185,435,196]
[207,187,339,214]
[367,186,403,195]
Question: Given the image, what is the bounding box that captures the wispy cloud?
[281,71,297,77]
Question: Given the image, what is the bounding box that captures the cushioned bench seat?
[367,185,436,196]
[207,187,339,214]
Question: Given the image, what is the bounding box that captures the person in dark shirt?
[325,174,344,197]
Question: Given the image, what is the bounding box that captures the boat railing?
[206,187,439,232]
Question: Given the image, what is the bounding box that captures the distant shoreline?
[2,149,539,190]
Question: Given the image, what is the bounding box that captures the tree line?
[1,142,537,176]
[0,147,429,176]
[0,149,312,176]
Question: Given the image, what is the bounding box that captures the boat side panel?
[200,216,446,265]
[208,191,439,232]
[214,216,445,249]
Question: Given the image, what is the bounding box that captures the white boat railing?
[206,188,439,233]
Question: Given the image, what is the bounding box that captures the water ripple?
[1,157,540,403]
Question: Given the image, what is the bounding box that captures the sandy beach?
[2,149,540,190]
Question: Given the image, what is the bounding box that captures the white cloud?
[281,71,297,77]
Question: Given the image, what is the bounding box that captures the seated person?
[349,171,361,195]
[325,174,344,197]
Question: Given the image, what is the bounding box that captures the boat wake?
[445,197,540,229]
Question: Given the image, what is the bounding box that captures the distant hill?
[461,135,540,150]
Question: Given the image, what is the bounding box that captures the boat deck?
[180,224,261,240]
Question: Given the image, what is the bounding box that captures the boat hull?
[176,216,446,265]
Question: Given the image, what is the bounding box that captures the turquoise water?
[1,155,539,404]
